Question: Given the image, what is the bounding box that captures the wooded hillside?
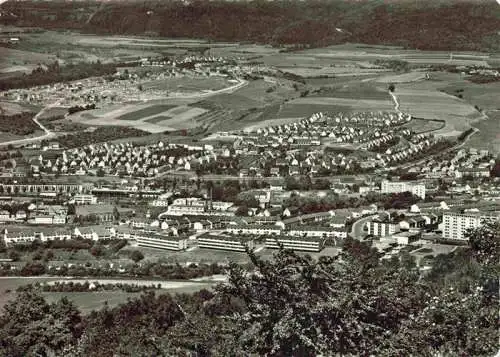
[1,0,500,51]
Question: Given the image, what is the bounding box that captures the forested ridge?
[0,223,498,356]
[1,0,500,51]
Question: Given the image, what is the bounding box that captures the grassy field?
[466,112,500,154]
[0,277,213,314]
[376,71,426,84]
[311,81,391,101]
[401,118,445,134]
[117,105,177,121]
[0,47,57,73]
[142,77,230,92]
[288,96,394,112]
[144,115,171,124]
[395,84,480,134]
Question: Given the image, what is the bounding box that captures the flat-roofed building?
[368,213,401,237]
[442,211,500,240]
[197,232,254,252]
[131,230,188,251]
[381,180,426,199]
[393,231,421,245]
[73,193,98,205]
[265,235,325,252]
[287,225,343,238]
[226,224,281,236]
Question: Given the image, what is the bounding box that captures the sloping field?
[144,115,170,124]
[117,105,177,121]
[142,77,230,92]
[376,72,426,84]
[279,66,387,78]
[288,96,394,112]
[395,88,480,135]
[466,112,500,154]
[278,103,350,118]
[0,47,57,72]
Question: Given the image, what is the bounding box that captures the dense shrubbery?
[68,104,96,115]
[0,112,38,136]
[0,258,225,280]
[0,224,498,356]
[458,128,475,142]
[283,191,421,215]
[0,61,118,91]
[467,74,500,84]
[18,281,161,293]
[43,126,149,149]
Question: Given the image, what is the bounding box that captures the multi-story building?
[442,211,500,240]
[197,232,255,252]
[73,193,98,205]
[265,236,325,252]
[131,230,188,251]
[381,180,426,199]
[367,213,400,237]
[287,226,343,238]
[165,197,234,216]
[226,224,281,236]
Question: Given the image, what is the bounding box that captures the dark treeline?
[2,0,500,51]
[0,112,38,136]
[68,103,96,115]
[42,126,149,149]
[0,259,226,280]
[18,281,162,293]
[0,224,498,356]
[0,61,118,91]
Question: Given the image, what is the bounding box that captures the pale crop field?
[289,96,394,112]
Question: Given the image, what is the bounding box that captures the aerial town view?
[0,0,498,356]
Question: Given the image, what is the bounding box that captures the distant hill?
[1,0,500,51]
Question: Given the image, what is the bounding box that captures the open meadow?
[0,277,213,314]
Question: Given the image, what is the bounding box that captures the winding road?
[0,103,55,147]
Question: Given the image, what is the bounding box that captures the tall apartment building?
[442,211,500,240]
[381,180,426,199]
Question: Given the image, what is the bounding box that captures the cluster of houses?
[0,203,67,225]
[240,111,411,146]
[34,141,222,177]
[407,147,493,179]
[1,54,256,108]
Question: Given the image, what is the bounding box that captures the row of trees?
[18,281,160,293]
[0,223,498,356]
[0,258,226,280]
[43,126,148,149]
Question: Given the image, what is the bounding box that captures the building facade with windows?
[381,180,426,199]
[442,211,500,240]
[265,236,325,252]
[197,232,254,252]
[131,230,188,251]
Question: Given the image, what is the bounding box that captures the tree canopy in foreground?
[0,223,498,356]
